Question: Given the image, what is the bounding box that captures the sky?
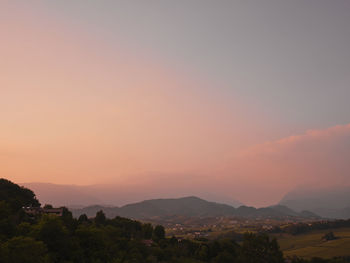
[1,1,350,206]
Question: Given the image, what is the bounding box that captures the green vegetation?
[274,228,350,260]
[269,220,350,236]
[0,179,40,211]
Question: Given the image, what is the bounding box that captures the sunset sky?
[1,1,350,206]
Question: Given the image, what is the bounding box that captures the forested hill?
[0,178,40,210]
[71,196,320,219]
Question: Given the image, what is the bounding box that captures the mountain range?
[279,186,350,219]
[21,182,350,219]
[71,196,319,220]
[21,182,243,208]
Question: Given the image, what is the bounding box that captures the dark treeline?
[289,257,350,263]
[268,220,350,236]
[0,179,349,263]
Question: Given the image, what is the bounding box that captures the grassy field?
[273,227,350,259]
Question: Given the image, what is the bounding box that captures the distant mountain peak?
[20,183,243,208]
[71,196,319,220]
[180,196,203,200]
[279,185,350,219]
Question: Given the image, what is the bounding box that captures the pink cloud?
[221,123,350,206]
[241,123,350,157]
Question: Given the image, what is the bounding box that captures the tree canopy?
[0,178,40,211]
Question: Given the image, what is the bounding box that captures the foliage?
[276,227,350,261]
[269,220,350,236]
[0,236,49,263]
[239,233,284,263]
[153,225,165,241]
[94,210,106,226]
[323,232,336,241]
[289,256,350,263]
[0,178,40,211]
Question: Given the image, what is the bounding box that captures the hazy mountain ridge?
[71,196,319,220]
[22,182,348,219]
[21,182,243,208]
[279,186,350,219]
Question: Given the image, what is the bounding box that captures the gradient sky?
[1,1,350,206]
